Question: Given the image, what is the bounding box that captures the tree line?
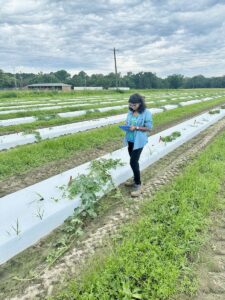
[1,69,225,89]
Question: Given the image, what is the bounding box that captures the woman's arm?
[136,126,151,132]
[129,125,151,131]
[136,110,153,131]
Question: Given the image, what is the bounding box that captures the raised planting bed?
[1,108,225,264]
[0,97,220,150]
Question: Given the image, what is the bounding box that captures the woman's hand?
[129,126,136,131]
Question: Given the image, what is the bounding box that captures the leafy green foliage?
[36,113,60,121]
[46,238,68,266]
[22,129,42,142]
[33,131,42,142]
[161,131,181,142]
[2,68,225,89]
[46,158,122,266]
[63,158,123,216]
[209,109,220,114]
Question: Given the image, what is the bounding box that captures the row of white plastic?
[0,93,195,107]
[0,98,130,111]
[0,97,173,115]
[0,95,219,127]
[0,102,129,115]
[0,97,219,151]
[1,91,221,111]
[0,109,163,151]
[0,95,201,114]
[0,104,128,126]
[0,93,218,111]
[1,91,223,110]
[1,107,225,264]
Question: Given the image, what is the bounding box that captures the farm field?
[0,88,225,299]
[53,126,225,300]
[1,89,225,183]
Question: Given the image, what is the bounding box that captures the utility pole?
[19,71,23,88]
[113,47,118,89]
[13,67,17,89]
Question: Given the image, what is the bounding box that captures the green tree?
[166,74,184,89]
[54,70,71,82]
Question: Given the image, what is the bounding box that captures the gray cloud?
[0,0,224,77]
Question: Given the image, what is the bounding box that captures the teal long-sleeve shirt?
[124,109,153,150]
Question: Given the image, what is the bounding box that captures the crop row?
[1,97,224,151]
[1,98,225,181]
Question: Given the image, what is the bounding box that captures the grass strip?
[53,129,225,300]
[0,90,130,100]
[0,89,194,101]
[0,88,223,101]
[0,97,225,180]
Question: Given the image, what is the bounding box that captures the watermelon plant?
[160,131,181,143]
[209,109,220,114]
[45,158,123,266]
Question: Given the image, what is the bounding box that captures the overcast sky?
[0,0,225,77]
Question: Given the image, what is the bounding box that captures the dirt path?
[2,116,224,300]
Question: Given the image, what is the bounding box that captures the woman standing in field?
[124,93,153,197]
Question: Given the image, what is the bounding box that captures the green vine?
[63,158,123,216]
[160,131,181,143]
[22,129,42,142]
[209,109,220,114]
[13,158,123,280]
[45,158,123,266]
[37,113,60,121]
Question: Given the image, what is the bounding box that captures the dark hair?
[129,93,146,113]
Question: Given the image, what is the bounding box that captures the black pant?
[128,142,143,185]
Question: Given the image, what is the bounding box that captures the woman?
[124,93,153,197]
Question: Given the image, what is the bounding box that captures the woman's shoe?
[124,180,135,187]
[131,184,143,197]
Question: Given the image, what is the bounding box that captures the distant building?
[27,83,72,91]
[108,87,130,91]
[73,87,103,91]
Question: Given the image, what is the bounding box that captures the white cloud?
[1,0,43,14]
[0,0,224,77]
